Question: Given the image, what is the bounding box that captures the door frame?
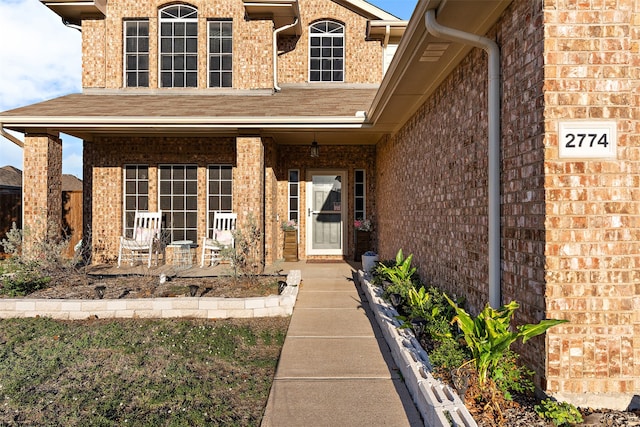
[305,169,348,256]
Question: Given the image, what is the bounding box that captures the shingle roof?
[0,166,82,191]
[0,166,22,188]
[0,87,377,119]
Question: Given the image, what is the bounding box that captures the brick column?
[263,137,278,264]
[235,136,265,265]
[22,132,63,257]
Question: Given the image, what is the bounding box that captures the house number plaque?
[558,120,617,159]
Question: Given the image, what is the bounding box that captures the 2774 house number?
[558,121,617,159]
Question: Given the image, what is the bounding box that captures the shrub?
[534,398,583,426]
[222,213,264,281]
[491,350,534,400]
[444,296,567,387]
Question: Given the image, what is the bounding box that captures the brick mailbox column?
[235,136,265,267]
[22,133,63,257]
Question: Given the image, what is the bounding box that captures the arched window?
[159,4,198,88]
[309,20,344,82]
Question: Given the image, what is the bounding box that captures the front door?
[306,171,346,256]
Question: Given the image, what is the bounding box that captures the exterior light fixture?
[310,134,319,158]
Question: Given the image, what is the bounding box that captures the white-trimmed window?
[159,165,198,242]
[354,169,365,221]
[288,169,299,223]
[159,4,198,88]
[124,20,149,87]
[207,165,233,236]
[208,20,233,88]
[309,20,344,82]
[123,165,149,237]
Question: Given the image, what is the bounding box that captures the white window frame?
[309,20,345,82]
[158,4,198,88]
[288,169,300,228]
[207,19,233,88]
[158,164,198,242]
[123,165,149,238]
[206,165,233,236]
[123,20,150,87]
[354,169,366,221]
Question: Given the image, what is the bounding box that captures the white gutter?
[0,115,366,127]
[425,9,502,309]
[273,18,299,92]
[0,124,24,148]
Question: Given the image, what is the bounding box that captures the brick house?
[0,0,638,410]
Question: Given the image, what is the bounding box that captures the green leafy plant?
[491,350,534,400]
[444,295,567,386]
[534,398,583,426]
[379,249,418,302]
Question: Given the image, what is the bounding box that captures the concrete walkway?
[261,261,422,427]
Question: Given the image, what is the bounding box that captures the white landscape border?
[0,270,301,320]
[358,270,478,427]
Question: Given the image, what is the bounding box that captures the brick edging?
[0,270,300,320]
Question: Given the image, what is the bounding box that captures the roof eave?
[367,0,513,133]
[40,0,106,25]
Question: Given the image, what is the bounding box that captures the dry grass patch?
[0,316,289,426]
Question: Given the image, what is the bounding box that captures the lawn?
[0,316,289,426]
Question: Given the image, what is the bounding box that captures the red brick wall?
[542,0,640,402]
[376,0,548,385]
[82,0,384,89]
[84,136,235,262]
[376,0,639,405]
[23,133,63,256]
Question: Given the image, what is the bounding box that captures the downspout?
[424,9,502,308]
[0,125,24,148]
[273,18,299,92]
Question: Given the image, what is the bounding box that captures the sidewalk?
[261,261,422,427]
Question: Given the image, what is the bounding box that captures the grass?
[0,316,289,426]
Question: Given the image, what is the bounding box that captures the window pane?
[161,73,171,87]
[222,73,232,87]
[174,22,185,36]
[186,72,197,87]
[221,166,232,180]
[161,23,172,36]
[174,55,185,70]
[186,38,197,52]
[186,212,197,228]
[221,197,232,211]
[175,38,184,53]
[139,197,149,210]
[222,56,232,71]
[186,22,197,37]
[222,39,232,53]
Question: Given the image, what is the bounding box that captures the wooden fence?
[0,191,82,259]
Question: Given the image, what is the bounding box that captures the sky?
[0,0,418,179]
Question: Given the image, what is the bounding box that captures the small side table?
[168,240,196,268]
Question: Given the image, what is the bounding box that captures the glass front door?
[306,172,346,255]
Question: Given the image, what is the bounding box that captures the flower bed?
[0,270,300,320]
[358,270,477,427]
